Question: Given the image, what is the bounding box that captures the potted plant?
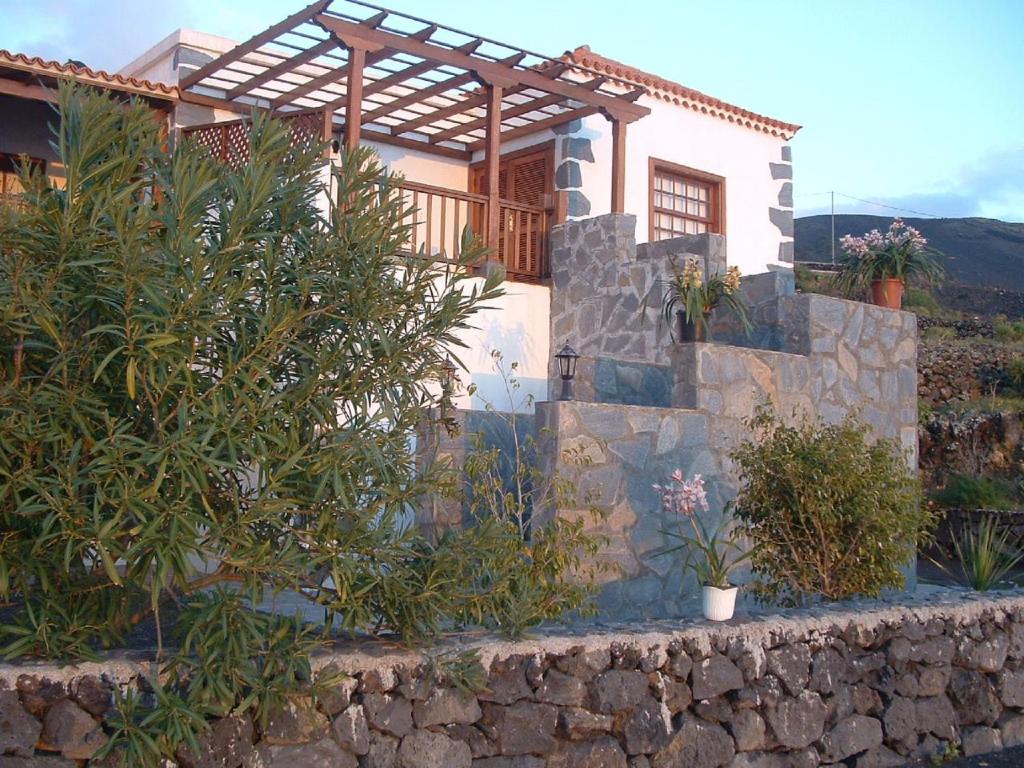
[659,258,751,342]
[835,218,943,309]
[654,471,752,621]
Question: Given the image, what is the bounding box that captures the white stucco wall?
[572,98,793,277]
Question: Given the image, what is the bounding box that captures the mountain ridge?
[794,214,1024,291]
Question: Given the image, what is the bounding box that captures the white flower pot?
[702,585,738,621]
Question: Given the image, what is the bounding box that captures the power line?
[794,190,945,219]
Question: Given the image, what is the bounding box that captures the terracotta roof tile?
[564,46,800,139]
[0,50,178,100]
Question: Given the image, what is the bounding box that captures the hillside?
[794,214,1024,291]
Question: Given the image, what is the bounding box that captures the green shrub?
[921,325,956,342]
[931,473,1019,510]
[942,516,1024,591]
[905,286,941,315]
[0,84,597,765]
[1008,357,1024,391]
[731,406,934,605]
[994,318,1024,343]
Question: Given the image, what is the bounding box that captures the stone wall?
[918,341,1017,408]
[8,593,1024,767]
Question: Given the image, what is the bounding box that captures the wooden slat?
[181,0,331,89]
[429,92,565,143]
[359,71,476,126]
[466,106,599,151]
[226,38,339,100]
[314,13,649,122]
[611,118,626,213]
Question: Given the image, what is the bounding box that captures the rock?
[332,704,370,756]
[948,668,1000,726]
[788,747,821,768]
[729,710,766,752]
[999,713,1024,747]
[559,708,613,740]
[623,698,672,755]
[71,676,112,717]
[764,690,827,750]
[262,697,330,745]
[628,757,651,768]
[766,645,811,697]
[472,758,546,768]
[966,633,1009,672]
[692,655,744,701]
[363,731,399,768]
[249,737,356,767]
[15,676,65,717]
[0,757,75,767]
[40,699,107,760]
[694,697,733,724]
[999,668,1024,707]
[808,649,844,695]
[853,745,904,768]
[412,689,481,728]
[916,665,951,697]
[915,696,957,740]
[881,696,916,743]
[667,651,693,681]
[651,718,735,768]
[536,671,586,707]
[818,715,883,763]
[397,729,471,768]
[316,670,357,716]
[480,657,533,705]
[591,670,650,713]
[727,753,786,768]
[495,701,557,755]
[852,685,882,716]
[886,638,912,667]
[663,679,692,714]
[0,691,42,758]
[961,726,1002,757]
[547,736,628,768]
[442,723,494,758]
[910,637,955,665]
[364,693,414,738]
[177,714,255,768]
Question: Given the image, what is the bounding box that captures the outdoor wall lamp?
[440,355,459,399]
[555,342,580,401]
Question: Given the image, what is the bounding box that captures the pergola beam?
[466,106,599,152]
[180,0,331,90]
[429,91,567,144]
[226,38,338,100]
[314,13,649,123]
[358,71,475,127]
[389,72,528,136]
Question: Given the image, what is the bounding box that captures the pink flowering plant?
[835,218,943,292]
[653,471,752,588]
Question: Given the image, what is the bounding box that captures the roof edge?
[0,49,179,101]
[565,45,800,139]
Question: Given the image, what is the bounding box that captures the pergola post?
[483,82,503,259]
[610,117,627,214]
[343,45,367,152]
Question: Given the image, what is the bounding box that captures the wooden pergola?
[178,0,650,249]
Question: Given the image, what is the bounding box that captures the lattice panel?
[283,111,326,154]
[183,113,327,168]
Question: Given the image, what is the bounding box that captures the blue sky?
[2,0,1022,222]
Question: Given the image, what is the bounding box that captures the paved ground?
[912,746,1024,767]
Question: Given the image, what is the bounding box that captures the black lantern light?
[554,341,580,401]
[440,355,459,399]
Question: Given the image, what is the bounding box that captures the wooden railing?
[384,180,552,280]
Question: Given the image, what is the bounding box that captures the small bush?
[921,325,956,343]
[931,473,1020,510]
[945,516,1024,591]
[1008,357,1024,391]
[994,318,1024,344]
[731,406,935,605]
[905,286,942,315]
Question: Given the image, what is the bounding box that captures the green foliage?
[921,325,956,342]
[0,84,592,765]
[661,509,752,588]
[457,351,607,636]
[730,406,935,605]
[994,317,1024,344]
[645,259,750,335]
[423,648,488,695]
[931,473,1020,511]
[904,285,942,315]
[1008,356,1024,390]
[942,516,1024,591]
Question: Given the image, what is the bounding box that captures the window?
[649,159,724,241]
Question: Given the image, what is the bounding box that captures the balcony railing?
[388,181,552,280]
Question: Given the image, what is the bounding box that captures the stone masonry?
[6,591,1024,767]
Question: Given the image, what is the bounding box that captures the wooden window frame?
[647,157,725,242]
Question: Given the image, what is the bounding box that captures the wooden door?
[470,142,553,272]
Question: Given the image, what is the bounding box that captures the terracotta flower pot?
[702,585,738,621]
[871,278,904,310]
[676,310,711,343]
